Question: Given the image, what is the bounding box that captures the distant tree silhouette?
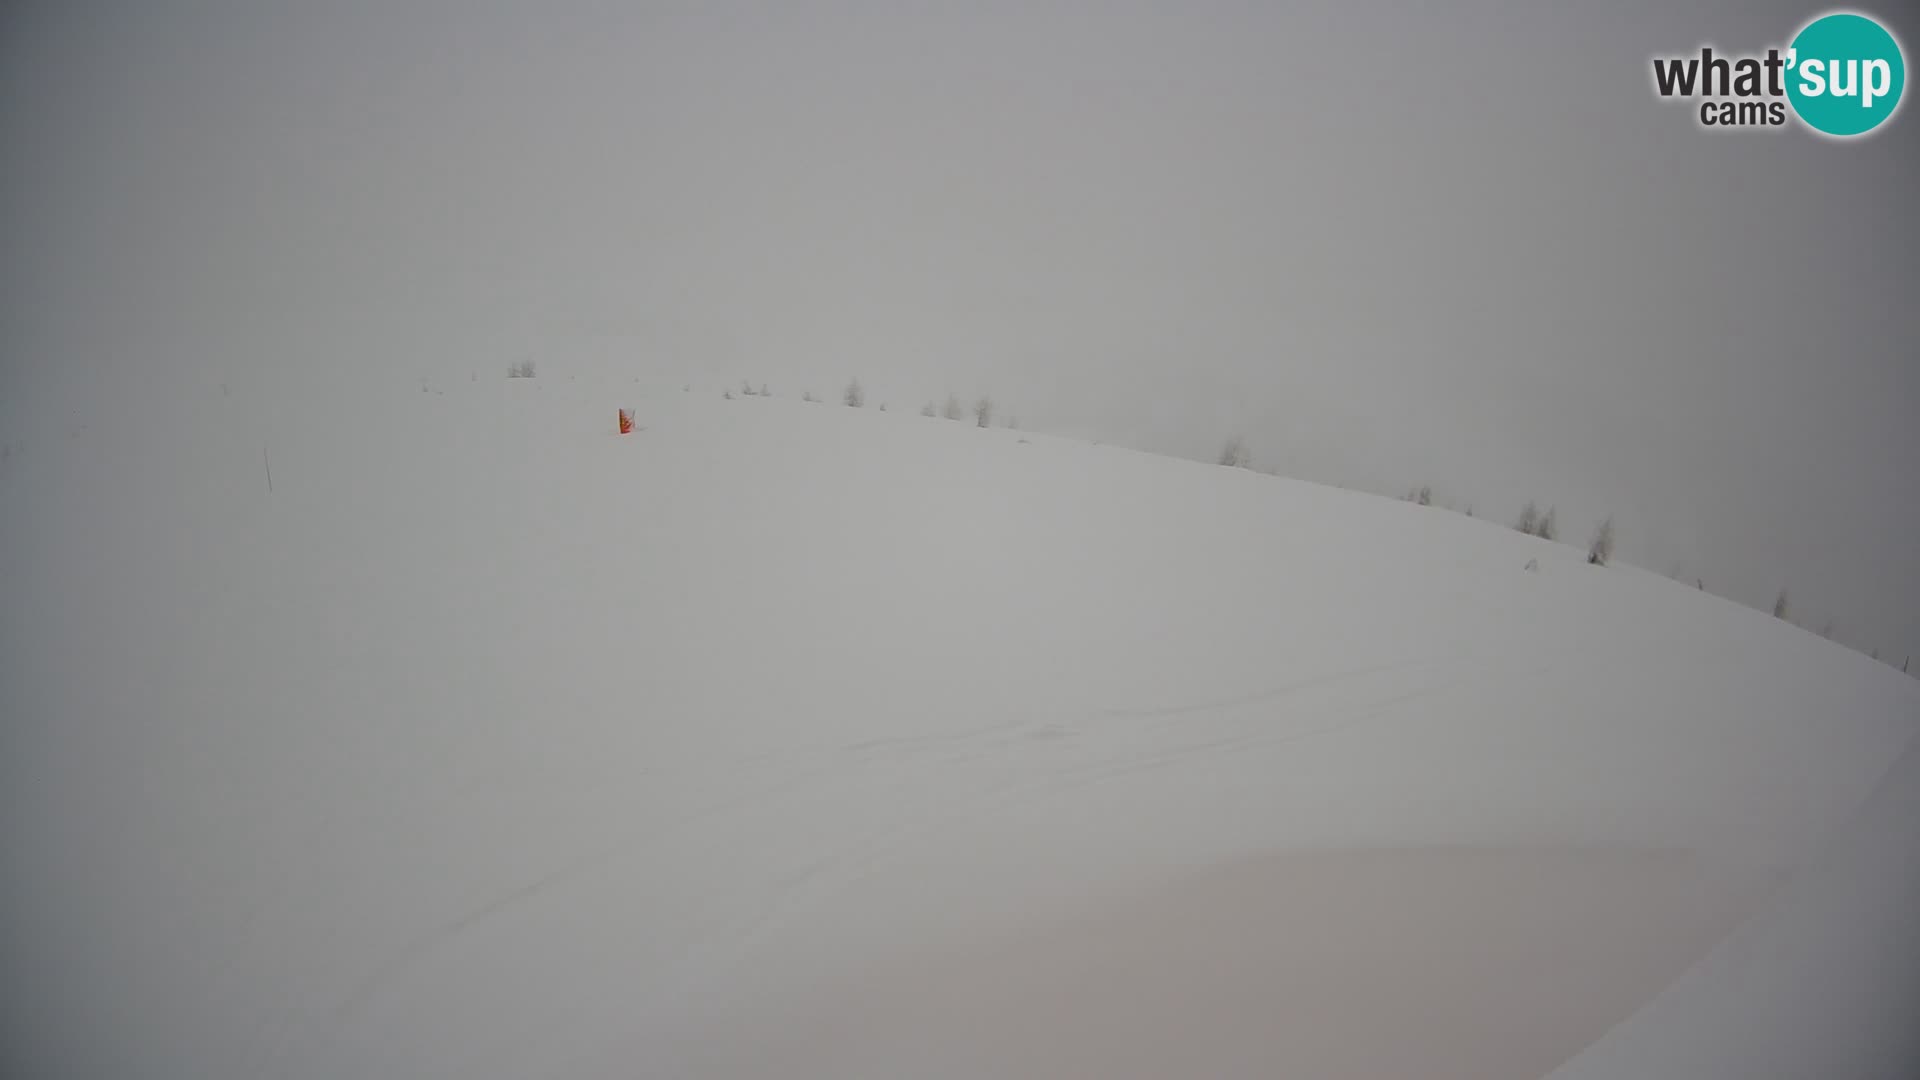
[1219,436,1249,468]
[1535,506,1558,542]
[1587,515,1615,566]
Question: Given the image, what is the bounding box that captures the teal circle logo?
[1786,12,1905,137]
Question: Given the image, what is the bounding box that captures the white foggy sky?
[2,0,1916,659]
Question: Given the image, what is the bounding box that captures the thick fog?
[3,0,1916,660]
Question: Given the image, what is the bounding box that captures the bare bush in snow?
[974,397,993,428]
[1514,500,1538,535]
[1219,436,1249,468]
[844,379,864,407]
[507,361,537,379]
[943,394,965,421]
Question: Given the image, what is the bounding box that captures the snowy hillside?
[3,376,1915,1079]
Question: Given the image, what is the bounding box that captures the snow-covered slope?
[3,377,1915,1079]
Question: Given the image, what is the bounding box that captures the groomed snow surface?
[3,376,1915,1079]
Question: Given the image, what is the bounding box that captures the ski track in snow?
[318,655,1472,1047]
